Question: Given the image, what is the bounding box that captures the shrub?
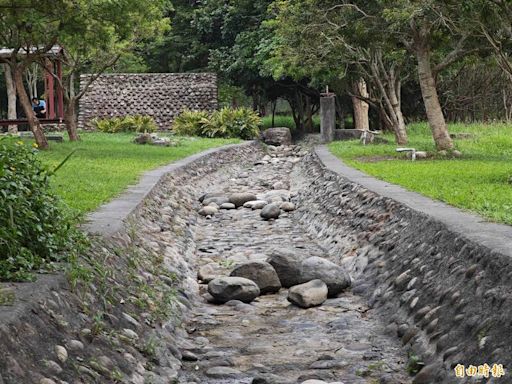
[172,109,209,136]
[92,115,157,133]
[173,107,261,139]
[0,139,83,281]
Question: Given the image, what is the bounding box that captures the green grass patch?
[328,122,512,224]
[261,115,320,131]
[35,133,240,214]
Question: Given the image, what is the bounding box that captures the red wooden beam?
[0,118,65,127]
[45,59,55,119]
[56,59,64,120]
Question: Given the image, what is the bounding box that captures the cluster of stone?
[198,190,297,221]
[0,143,260,384]
[181,139,410,384]
[78,73,218,130]
[293,150,512,383]
[133,132,178,146]
[195,144,350,308]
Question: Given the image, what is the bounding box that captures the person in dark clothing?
[31,97,47,118]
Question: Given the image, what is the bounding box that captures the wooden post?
[56,59,64,120]
[45,59,55,119]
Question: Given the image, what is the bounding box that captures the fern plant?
[172,109,209,136]
[92,115,157,133]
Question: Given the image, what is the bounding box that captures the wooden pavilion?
[0,45,65,127]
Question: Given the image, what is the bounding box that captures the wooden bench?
[0,119,65,127]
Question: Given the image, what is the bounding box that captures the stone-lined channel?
[178,144,410,384]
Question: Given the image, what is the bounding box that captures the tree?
[0,0,169,147]
[0,0,65,148]
[380,0,481,150]
[468,0,512,84]
[2,64,17,134]
[44,0,170,141]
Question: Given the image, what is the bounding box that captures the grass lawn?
[261,115,321,131]
[35,133,240,214]
[328,122,512,225]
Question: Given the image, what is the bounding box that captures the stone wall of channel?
[0,143,261,384]
[78,73,218,130]
[293,152,512,383]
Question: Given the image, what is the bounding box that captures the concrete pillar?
[320,93,336,143]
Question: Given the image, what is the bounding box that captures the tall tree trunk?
[388,81,407,145]
[369,57,408,144]
[352,79,369,131]
[415,46,453,150]
[13,65,48,149]
[65,97,80,141]
[393,105,407,145]
[3,64,17,134]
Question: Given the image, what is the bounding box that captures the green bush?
[172,109,209,136]
[173,107,261,139]
[0,139,83,281]
[92,115,157,133]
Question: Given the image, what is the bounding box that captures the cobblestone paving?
[179,146,411,384]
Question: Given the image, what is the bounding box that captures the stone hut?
[78,73,218,130]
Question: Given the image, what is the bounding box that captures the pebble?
[66,340,84,352]
[280,202,296,212]
[199,206,218,217]
[44,360,63,374]
[40,379,57,384]
[55,345,68,363]
[122,328,139,340]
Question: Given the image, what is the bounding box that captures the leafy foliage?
[92,115,158,133]
[207,107,261,139]
[0,139,83,281]
[173,108,261,139]
[172,110,209,136]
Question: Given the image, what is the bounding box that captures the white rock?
[66,340,84,352]
[287,279,328,308]
[122,328,139,340]
[199,206,218,217]
[40,379,57,384]
[220,202,236,210]
[251,200,268,210]
[280,202,296,212]
[55,345,68,363]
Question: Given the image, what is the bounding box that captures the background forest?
[2,0,512,150]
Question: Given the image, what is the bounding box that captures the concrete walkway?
[316,145,512,258]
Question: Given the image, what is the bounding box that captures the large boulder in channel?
[287,280,328,309]
[300,256,351,297]
[230,261,281,294]
[267,250,304,288]
[261,127,292,146]
[260,204,281,220]
[229,192,258,208]
[208,277,260,303]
